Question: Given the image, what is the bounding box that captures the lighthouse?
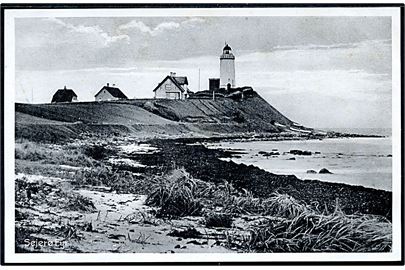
[220,43,236,89]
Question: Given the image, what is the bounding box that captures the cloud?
[180,18,205,25]
[15,16,391,80]
[44,17,129,46]
[237,39,391,74]
[118,18,205,36]
[271,39,390,52]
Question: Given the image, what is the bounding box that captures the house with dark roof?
[95,83,128,101]
[51,86,78,103]
[153,72,190,100]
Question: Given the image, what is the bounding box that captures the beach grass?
[145,168,204,217]
[15,139,96,167]
[244,207,391,252]
[14,138,392,253]
[144,167,392,252]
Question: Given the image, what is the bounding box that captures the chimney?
[170,72,176,77]
[107,83,109,87]
[64,86,66,90]
[209,78,220,91]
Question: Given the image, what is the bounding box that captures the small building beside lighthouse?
[51,86,78,103]
[95,83,128,101]
[153,72,190,100]
[220,43,236,89]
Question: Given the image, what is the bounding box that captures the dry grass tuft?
[15,140,95,167]
[145,168,205,217]
[245,202,392,252]
[262,192,308,218]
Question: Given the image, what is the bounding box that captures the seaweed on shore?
[136,139,392,220]
[143,167,392,253]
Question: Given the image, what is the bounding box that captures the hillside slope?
[16,91,295,141]
[131,92,291,131]
[16,102,175,125]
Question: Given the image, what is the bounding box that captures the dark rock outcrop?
[319,168,333,174]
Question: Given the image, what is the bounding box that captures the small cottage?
[51,86,78,103]
[153,72,190,100]
[95,83,128,101]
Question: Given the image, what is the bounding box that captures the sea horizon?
[316,127,392,137]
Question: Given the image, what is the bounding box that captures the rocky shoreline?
[127,138,392,220]
[168,131,385,144]
[14,135,392,253]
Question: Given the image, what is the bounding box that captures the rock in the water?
[258,151,280,157]
[287,157,296,160]
[290,149,312,156]
[306,170,317,174]
[319,168,333,174]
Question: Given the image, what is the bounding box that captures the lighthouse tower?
[220,43,236,89]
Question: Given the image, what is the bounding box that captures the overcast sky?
[15,16,392,128]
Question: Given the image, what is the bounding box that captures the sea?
[205,128,392,191]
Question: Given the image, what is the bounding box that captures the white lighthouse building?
[220,43,236,89]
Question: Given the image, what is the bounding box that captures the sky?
[15,16,392,128]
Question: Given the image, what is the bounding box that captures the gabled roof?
[153,76,187,92]
[51,89,77,103]
[95,86,128,99]
[173,76,188,85]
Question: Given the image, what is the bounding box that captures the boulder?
[319,168,333,174]
[290,149,312,156]
[258,151,280,157]
[306,170,317,174]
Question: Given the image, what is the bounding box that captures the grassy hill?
[16,91,295,142]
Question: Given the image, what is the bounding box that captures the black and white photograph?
[1,3,403,265]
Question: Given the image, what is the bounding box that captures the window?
[165,84,172,90]
[166,92,180,99]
